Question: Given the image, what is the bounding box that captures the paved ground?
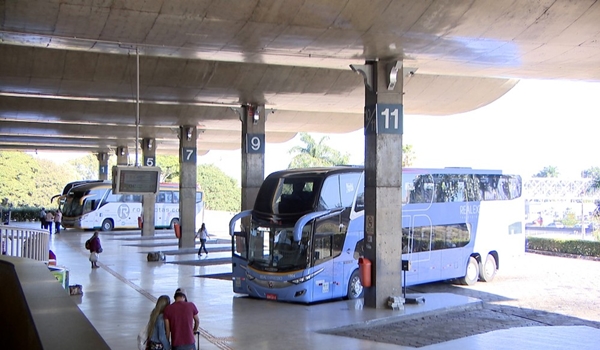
[328,252,600,347]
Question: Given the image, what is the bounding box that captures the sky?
[199,78,600,183]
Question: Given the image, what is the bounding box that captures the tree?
[0,151,73,207]
[581,166,600,179]
[533,166,559,178]
[403,144,416,167]
[157,155,180,182]
[288,133,350,168]
[68,154,116,180]
[196,164,241,211]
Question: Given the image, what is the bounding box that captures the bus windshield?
[247,223,312,272]
[62,188,107,217]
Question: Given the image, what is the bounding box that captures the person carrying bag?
[86,231,102,269]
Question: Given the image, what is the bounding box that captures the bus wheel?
[346,270,364,300]
[169,218,179,229]
[479,254,497,282]
[101,219,114,232]
[459,257,479,286]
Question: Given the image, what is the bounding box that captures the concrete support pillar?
[142,138,156,237]
[357,60,404,309]
[96,152,109,180]
[116,146,129,166]
[178,126,197,248]
[240,104,265,214]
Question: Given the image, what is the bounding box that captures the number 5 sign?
[364,103,403,135]
[246,134,265,154]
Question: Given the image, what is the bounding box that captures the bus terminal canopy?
[3,1,600,154]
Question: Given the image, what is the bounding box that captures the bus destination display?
[112,166,161,194]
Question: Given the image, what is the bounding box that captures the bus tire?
[101,219,114,232]
[459,257,479,286]
[169,218,179,229]
[346,270,364,300]
[479,254,497,282]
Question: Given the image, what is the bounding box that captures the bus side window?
[174,191,180,203]
[313,234,333,264]
[353,239,364,259]
[318,176,341,210]
[165,191,173,203]
[157,192,166,203]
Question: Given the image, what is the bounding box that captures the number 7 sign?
[182,147,196,163]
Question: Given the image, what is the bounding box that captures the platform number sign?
[144,156,155,167]
[99,164,108,175]
[182,147,196,163]
[246,134,265,154]
[364,104,403,135]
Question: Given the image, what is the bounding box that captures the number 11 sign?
[364,104,403,135]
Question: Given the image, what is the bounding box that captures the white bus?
[62,181,204,231]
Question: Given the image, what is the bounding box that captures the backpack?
[85,239,91,250]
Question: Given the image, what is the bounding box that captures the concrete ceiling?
[2,0,600,156]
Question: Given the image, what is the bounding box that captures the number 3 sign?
[246,134,265,154]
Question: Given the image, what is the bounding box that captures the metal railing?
[1,226,49,262]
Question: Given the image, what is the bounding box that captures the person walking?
[196,223,209,256]
[86,231,102,269]
[163,288,199,350]
[39,207,46,230]
[54,209,62,234]
[45,210,55,234]
[145,295,171,350]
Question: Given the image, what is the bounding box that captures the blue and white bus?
[62,182,204,231]
[229,166,524,303]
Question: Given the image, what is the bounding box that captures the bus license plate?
[266,293,277,300]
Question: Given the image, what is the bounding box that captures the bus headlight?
[289,268,324,285]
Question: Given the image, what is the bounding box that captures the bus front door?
[231,231,248,294]
[311,214,341,302]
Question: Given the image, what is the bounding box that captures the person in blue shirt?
[146,295,171,350]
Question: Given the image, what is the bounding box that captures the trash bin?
[358,257,372,287]
[174,223,181,238]
[138,216,143,229]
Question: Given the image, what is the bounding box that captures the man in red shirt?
[163,288,199,350]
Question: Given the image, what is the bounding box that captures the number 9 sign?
[246,134,265,154]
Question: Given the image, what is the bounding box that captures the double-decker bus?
[229,166,524,303]
[62,181,204,231]
[51,180,106,210]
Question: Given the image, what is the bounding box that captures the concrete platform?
[13,221,600,350]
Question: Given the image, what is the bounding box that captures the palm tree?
[288,133,350,168]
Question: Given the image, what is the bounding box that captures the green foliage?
[68,154,117,180]
[0,151,75,207]
[288,133,350,168]
[157,155,180,182]
[527,236,600,257]
[402,144,416,167]
[197,164,240,212]
[0,151,242,216]
[562,212,578,227]
[5,206,52,222]
[581,166,600,179]
[533,166,559,178]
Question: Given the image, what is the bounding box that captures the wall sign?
[364,104,403,135]
[246,134,265,154]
